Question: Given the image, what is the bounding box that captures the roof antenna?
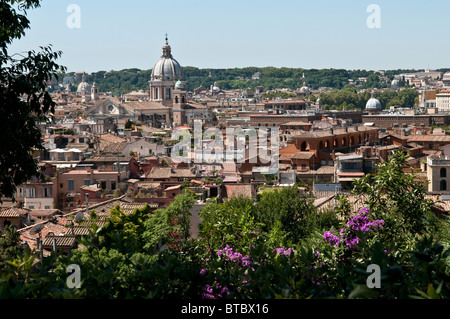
[165,33,168,45]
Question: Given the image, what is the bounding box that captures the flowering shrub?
[323,207,384,250]
[200,245,296,299]
[202,281,230,299]
[273,248,295,256]
[217,245,252,267]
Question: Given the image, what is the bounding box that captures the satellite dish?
[29,223,44,235]
[75,211,84,223]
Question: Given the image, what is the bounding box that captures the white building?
[436,89,450,112]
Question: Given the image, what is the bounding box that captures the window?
[44,188,49,197]
[440,180,447,191]
[101,181,107,189]
[111,181,116,190]
[44,206,51,209]
[28,206,34,209]
[68,180,75,191]
[27,188,35,198]
[440,167,447,178]
[84,180,90,186]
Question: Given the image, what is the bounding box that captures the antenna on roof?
[30,223,44,260]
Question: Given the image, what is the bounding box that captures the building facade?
[427,156,450,193]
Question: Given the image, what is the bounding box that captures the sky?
[8,0,450,73]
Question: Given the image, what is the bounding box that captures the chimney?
[355,125,359,131]
[85,193,89,215]
[53,238,57,252]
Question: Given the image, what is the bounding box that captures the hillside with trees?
[62,67,429,96]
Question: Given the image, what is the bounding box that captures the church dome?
[76,73,91,94]
[151,37,182,81]
[366,92,382,109]
[300,85,310,93]
[77,81,91,94]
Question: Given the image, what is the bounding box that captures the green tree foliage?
[256,187,316,244]
[198,196,261,255]
[0,154,448,299]
[63,65,426,96]
[318,87,419,111]
[125,119,135,129]
[352,150,436,247]
[143,191,196,252]
[0,0,65,200]
[0,226,24,271]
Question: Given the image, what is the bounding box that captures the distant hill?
[61,67,435,95]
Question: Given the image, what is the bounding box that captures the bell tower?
[172,80,186,126]
[91,82,99,101]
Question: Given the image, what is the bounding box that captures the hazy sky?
[8,0,450,73]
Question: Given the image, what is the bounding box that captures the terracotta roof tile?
[42,235,76,248]
[0,208,28,218]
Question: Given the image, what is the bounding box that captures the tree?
[198,196,260,255]
[143,191,196,252]
[256,187,316,243]
[125,119,135,129]
[352,149,436,246]
[0,0,65,201]
[0,225,24,272]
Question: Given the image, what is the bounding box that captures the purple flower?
[323,231,341,246]
[323,207,385,249]
[345,236,360,249]
[359,207,370,216]
[273,248,295,257]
